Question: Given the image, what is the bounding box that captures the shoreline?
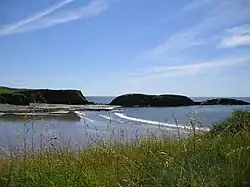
[0,104,121,120]
[1,103,249,121]
[0,104,121,113]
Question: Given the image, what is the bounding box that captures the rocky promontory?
[1,86,249,107]
[109,93,195,107]
[109,93,250,107]
[0,87,91,105]
[197,98,250,105]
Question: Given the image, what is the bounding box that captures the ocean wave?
[74,111,95,122]
[99,114,125,123]
[114,112,209,131]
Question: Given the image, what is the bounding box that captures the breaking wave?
[114,112,209,131]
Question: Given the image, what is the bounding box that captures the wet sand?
[0,104,121,120]
[0,104,120,112]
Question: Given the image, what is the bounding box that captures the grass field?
[0,110,249,187]
[0,86,19,94]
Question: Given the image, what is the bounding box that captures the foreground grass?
[0,110,250,187]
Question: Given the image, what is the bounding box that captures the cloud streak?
[181,0,215,12]
[0,0,74,35]
[143,30,205,58]
[218,24,250,48]
[132,54,250,81]
[0,0,111,36]
[142,0,250,60]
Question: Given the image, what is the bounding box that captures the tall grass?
[0,110,250,187]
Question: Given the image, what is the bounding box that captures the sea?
[0,96,250,154]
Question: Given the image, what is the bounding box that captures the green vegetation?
[0,86,22,94]
[211,109,250,135]
[0,110,250,186]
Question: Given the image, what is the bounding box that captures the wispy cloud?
[181,0,215,12]
[143,30,205,58]
[0,0,74,35]
[142,0,250,60]
[218,24,250,48]
[133,54,250,81]
[0,0,112,36]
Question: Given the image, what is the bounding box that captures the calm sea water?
[0,96,250,154]
[86,96,115,104]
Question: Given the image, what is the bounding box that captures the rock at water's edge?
[110,94,250,107]
[109,93,195,107]
[0,89,90,105]
[200,98,250,105]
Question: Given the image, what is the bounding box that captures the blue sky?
[0,0,250,96]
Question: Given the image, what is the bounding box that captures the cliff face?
[0,89,90,105]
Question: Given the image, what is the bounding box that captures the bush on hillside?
[6,93,29,105]
[210,110,250,135]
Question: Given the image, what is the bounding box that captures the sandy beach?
[0,104,121,120]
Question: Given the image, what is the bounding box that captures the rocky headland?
[109,93,250,107]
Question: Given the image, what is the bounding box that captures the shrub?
[210,110,250,135]
[6,93,29,105]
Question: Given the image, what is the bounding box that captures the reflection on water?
[0,114,81,121]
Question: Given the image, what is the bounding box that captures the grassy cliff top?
[0,86,81,93]
[0,86,22,94]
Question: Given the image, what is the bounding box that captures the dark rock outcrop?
[200,98,250,105]
[0,94,7,104]
[110,94,250,107]
[0,89,90,105]
[109,93,195,107]
[6,93,29,105]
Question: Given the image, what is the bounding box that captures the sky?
[0,0,250,97]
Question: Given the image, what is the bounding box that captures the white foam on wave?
[114,112,209,131]
[99,114,112,120]
[105,106,120,110]
[99,114,125,123]
[74,111,95,122]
